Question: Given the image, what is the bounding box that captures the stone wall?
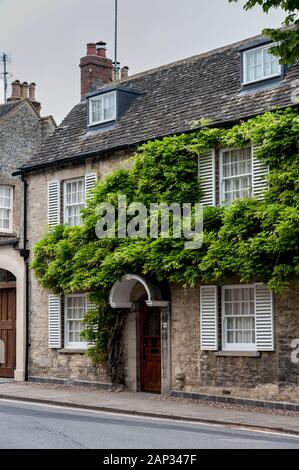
[171,285,201,387]
[0,101,55,243]
[170,283,299,402]
[276,284,299,390]
[25,147,299,398]
[26,151,132,383]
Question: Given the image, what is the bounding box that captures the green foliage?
[229,0,299,64]
[80,291,116,364]
[31,108,299,363]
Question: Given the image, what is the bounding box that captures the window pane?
[263,48,280,77]
[224,287,256,347]
[66,295,86,346]
[0,209,10,229]
[227,331,234,344]
[91,93,115,124]
[92,97,103,123]
[103,93,116,121]
[245,46,280,83]
[222,147,252,203]
[0,187,11,231]
[64,179,85,226]
[246,50,262,82]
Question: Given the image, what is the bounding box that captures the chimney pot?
[21,82,29,99]
[121,66,129,80]
[112,62,121,82]
[87,43,97,55]
[96,41,107,57]
[29,82,36,101]
[10,80,21,100]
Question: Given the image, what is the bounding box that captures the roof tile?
[22,34,299,171]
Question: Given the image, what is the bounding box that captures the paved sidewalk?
[0,380,298,435]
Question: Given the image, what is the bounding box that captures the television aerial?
[0,52,13,103]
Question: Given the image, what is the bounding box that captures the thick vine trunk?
[107,313,125,385]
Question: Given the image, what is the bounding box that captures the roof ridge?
[20,29,297,173]
[0,100,24,121]
[0,99,23,110]
[109,32,266,85]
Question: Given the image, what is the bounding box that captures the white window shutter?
[85,172,97,200]
[86,295,98,335]
[252,145,269,199]
[86,295,97,313]
[48,294,61,349]
[48,180,60,228]
[198,150,216,206]
[255,284,274,351]
[200,286,218,350]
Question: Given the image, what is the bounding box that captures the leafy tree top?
[229,0,299,64]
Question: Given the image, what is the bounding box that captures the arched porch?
[109,275,171,394]
[0,246,26,381]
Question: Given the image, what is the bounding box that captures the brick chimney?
[80,41,113,98]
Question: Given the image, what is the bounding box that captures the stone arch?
[109,274,169,308]
[0,246,26,381]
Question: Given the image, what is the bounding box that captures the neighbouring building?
[0,82,56,380]
[19,36,299,400]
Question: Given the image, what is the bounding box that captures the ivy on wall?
[31,108,299,364]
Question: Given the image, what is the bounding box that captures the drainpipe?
[20,172,30,382]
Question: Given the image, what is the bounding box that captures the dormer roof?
[21,33,299,173]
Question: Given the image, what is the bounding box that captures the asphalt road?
[0,399,298,449]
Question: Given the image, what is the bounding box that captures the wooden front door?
[140,304,161,393]
[0,286,16,378]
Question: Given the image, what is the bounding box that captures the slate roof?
[0,100,22,120]
[22,33,299,172]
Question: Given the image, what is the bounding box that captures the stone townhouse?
[19,35,299,400]
[0,82,55,380]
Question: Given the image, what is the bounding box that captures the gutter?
[13,104,299,177]
[12,143,135,176]
[20,173,30,382]
[11,117,247,176]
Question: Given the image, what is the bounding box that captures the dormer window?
[243,44,281,85]
[86,85,144,130]
[89,91,116,126]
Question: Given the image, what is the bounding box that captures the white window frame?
[0,185,13,233]
[64,294,87,350]
[219,146,253,205]
[222,285,257,352]
[63,177,85,227]
[88,91,117,126]
[242,43,282,85]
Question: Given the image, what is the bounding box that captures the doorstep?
[0,378,14,384]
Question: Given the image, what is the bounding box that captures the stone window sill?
[58,348,87,354]
[0,233,17,239]
[214,351,261,357]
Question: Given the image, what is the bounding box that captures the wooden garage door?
[0,286,16,378]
